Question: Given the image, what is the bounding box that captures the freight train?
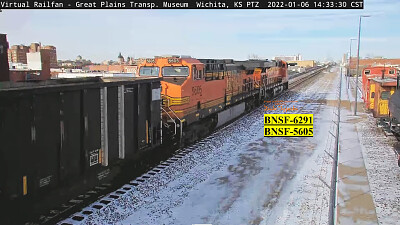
[0,56,289,224]
[138,56,289,144]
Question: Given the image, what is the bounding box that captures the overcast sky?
[1,0,399,63]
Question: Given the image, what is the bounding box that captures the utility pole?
[354,15,371,115]
[348,38,356,89]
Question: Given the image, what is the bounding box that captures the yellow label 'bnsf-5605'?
[264,114,313,137]
[264,126,314,137]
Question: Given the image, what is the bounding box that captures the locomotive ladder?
[163,98,183,141]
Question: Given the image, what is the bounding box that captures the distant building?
[287,60,315,68]
[342,54,347,65]
[349,58,400,76]
[350,58,400,69]
[58,55,92,69]
[29,43,40,52]
[1,36,51,81]
[9,62,29,70]
[118,52,125,64]
[26,51,51,79]
[7,42,58,68]
[88,64,138,76]
[274,54,302,62]
[42,45,57,68]
[8,50,51,82]
[8,44,29,64]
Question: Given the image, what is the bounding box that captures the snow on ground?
[340,72,400,224]
[357,107,400,225]
[261,67,339,225]
[61,68,341,225]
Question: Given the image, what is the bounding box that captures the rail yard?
[2,55,400,224]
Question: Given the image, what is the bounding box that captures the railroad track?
[54,66,329,225]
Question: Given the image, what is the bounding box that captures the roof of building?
[350,58,400,68]
[371,77,398,86]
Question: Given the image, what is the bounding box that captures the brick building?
[7,44,29,64]
[42,45,57,68]
[7,42,58,68]
[30,43,40,52]
[1,35,51,82]
[349,58,400,76]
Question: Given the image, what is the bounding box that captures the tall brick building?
[8,42,58,68]
[8,45,29,64]
[42,45,57,68]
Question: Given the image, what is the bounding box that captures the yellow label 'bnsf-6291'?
[264,114,313,125]
[264,114,313,137]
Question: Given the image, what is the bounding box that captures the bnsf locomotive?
[138,56,289,144]
[0,56,288,224]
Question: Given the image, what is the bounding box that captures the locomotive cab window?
[246,70,254,75]
[192,66,197,79]
[389,70,395,74]
[162,66,189,77]
[381,91,390,100]
[365,70,370,75]
[371,92,375,98]
[194,68,203,80]
[139,66,160,77]
[192,65,203,80]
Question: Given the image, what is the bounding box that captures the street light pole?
[348,38,356,89]
[354,15,370,116]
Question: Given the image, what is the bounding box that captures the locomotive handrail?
[162,107,177,135]
[166,98,183,139]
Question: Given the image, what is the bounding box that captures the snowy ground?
[357,117,400,225]
[61,67,343,225]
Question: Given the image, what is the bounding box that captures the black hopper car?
[0,77,162,224]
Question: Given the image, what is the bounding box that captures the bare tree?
[248,53,260,60]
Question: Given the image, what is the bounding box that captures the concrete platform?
[336,76,378,224]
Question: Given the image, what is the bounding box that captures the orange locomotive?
[138,56,288,143]
[362,66,398,109]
